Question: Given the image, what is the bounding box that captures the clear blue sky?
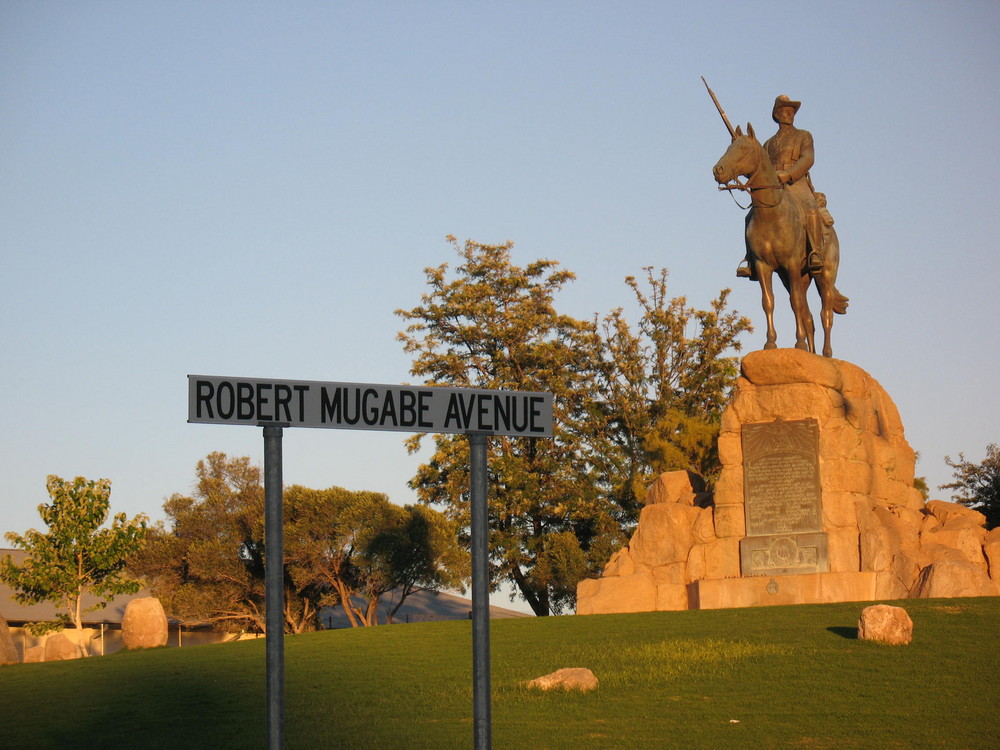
[2,2,998,609]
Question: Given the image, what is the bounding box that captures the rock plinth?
[525,667,599,692]
[911,560,996,599]
[123,597,169,649]
[577,350,999,615]
[858,604,913,645]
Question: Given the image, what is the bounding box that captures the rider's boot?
[806,212,826,276]
[737,253,757,279]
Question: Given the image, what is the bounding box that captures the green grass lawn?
[3,597,998,749]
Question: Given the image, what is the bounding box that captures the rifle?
[701,76,736,139]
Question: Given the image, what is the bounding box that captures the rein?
[718,149,784,210]
[718,180,754,210]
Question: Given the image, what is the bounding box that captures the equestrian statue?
[704,79,848,357]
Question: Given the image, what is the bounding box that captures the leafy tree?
[130,452,283,633]
[0,476,147,654]
[940,443,1000,530]
[397,237,624,616]
[132,453,467,632]
[397,241,751,616]
[284,486,468,626]
[366,502,469,623]
[913,452,930,502]
[593,268,752,509]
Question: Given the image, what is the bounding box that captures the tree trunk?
[331,579,360,628]
[285,594,315,634]
[72,584,89,657]
[384,584,417,625]
[511,565,550,616]
[362,596,380,626]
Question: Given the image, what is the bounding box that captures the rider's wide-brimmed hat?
[772,94,801,121]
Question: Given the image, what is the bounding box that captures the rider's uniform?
[763,125,817,208]
[763,123,826,269]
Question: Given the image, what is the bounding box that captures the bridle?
[717,141,784,210]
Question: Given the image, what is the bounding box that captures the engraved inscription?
[750,536,817,571]
[740,533,829,577]
[742,419,822,537]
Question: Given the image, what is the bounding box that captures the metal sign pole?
[263,424,286,750]
[469,432,491,750]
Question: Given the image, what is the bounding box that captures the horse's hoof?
[764,342,777,350]
[795,342,810,352]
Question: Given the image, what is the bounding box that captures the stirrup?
[736,262,752,278]
[807,252,824,274]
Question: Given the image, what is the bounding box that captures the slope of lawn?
[2,597,998,749]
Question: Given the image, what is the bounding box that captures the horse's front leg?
[804,288,817,354]
[817,274,834,357]
[789,274,813,352]
[758,267,778,349]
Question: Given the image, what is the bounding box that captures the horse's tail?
[833,288,849,315]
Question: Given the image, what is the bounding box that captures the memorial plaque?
[742,419,822,536]
[739,532,829,577]
[740,419,828,576]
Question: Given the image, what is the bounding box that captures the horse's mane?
[739,124,779,184]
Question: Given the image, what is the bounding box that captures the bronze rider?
[738,95,827,279]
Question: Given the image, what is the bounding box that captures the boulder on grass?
[123,597,169,649]
[44,633,82,661]
[0,615,19,665]
[525,667,599,692]
[858,604,913,645]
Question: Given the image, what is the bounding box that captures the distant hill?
[319,588,532,629]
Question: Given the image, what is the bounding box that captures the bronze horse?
[713,124,848,357]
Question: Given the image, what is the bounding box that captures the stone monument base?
[575,350,1000,617]
[688,571,876,610]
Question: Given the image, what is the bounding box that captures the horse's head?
[712,123,762,185]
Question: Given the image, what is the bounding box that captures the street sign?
[188,375,553,437]
[189,373,552,750]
